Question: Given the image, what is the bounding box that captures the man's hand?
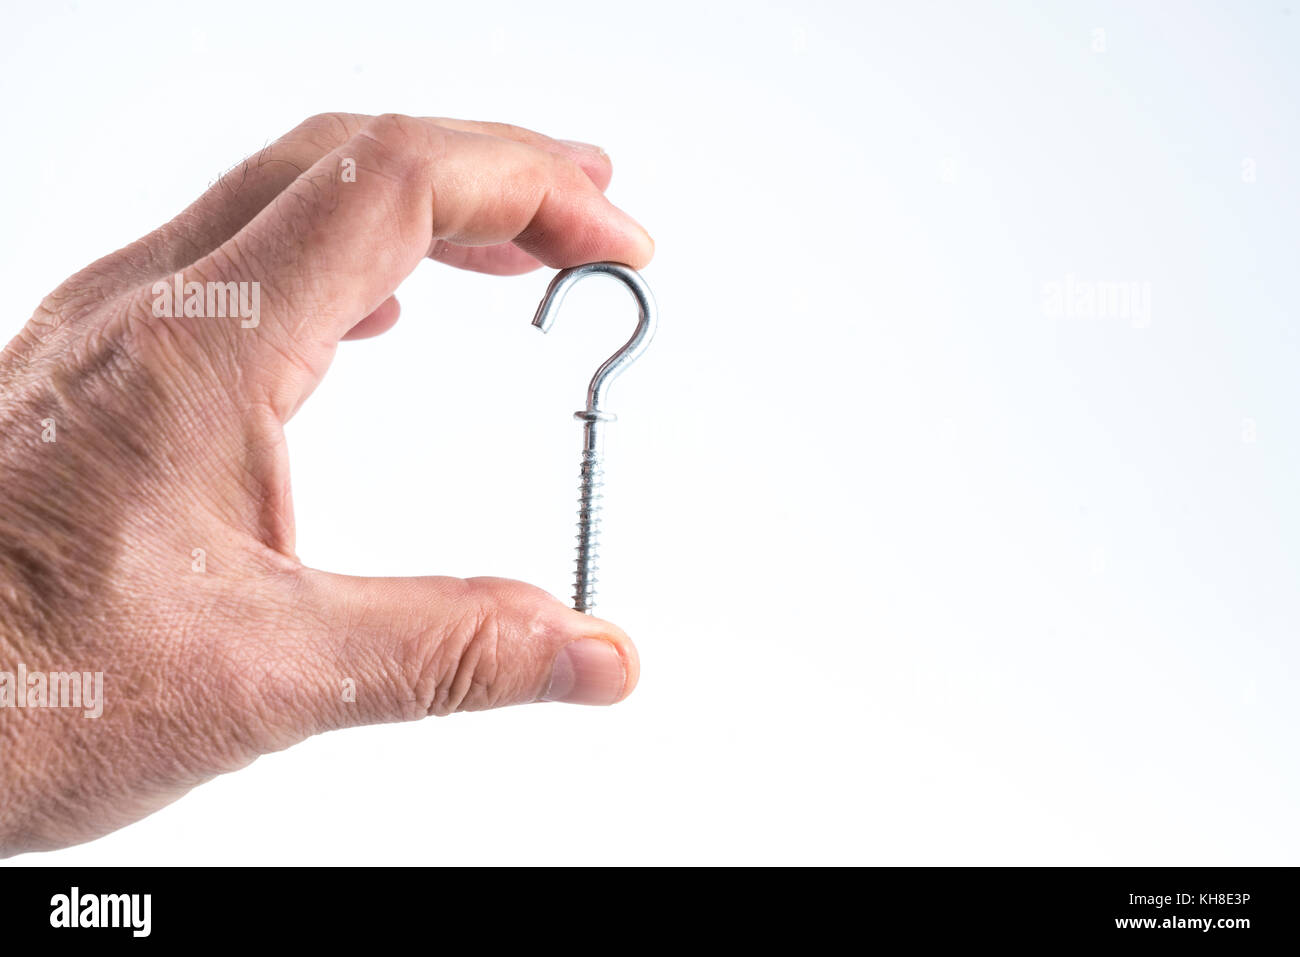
[0,113,651,856]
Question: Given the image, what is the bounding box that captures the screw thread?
[574,448,604,613]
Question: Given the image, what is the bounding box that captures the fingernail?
[559,138,606,156]
[544,639,626,705]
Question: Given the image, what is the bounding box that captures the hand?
[0,113,652,856]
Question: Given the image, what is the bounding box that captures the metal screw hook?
[532,262,658,614]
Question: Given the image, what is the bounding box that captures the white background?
[2,0,1298,864]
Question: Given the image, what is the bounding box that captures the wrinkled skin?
[0,113,651,856]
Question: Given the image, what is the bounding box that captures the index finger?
[185,113,653,406]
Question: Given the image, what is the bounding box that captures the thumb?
[279,571,639,733]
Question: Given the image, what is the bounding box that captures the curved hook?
[531,262,658,418]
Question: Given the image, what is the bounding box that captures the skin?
[0,113,652,856]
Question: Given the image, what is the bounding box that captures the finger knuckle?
[480,119,534,142]
[117,275,220,390]
[410,581,512,717]
[362,112,423,152]
[294,111,360,145]
[354,113,441,194]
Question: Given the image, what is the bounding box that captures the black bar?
[0,866,1291,945]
